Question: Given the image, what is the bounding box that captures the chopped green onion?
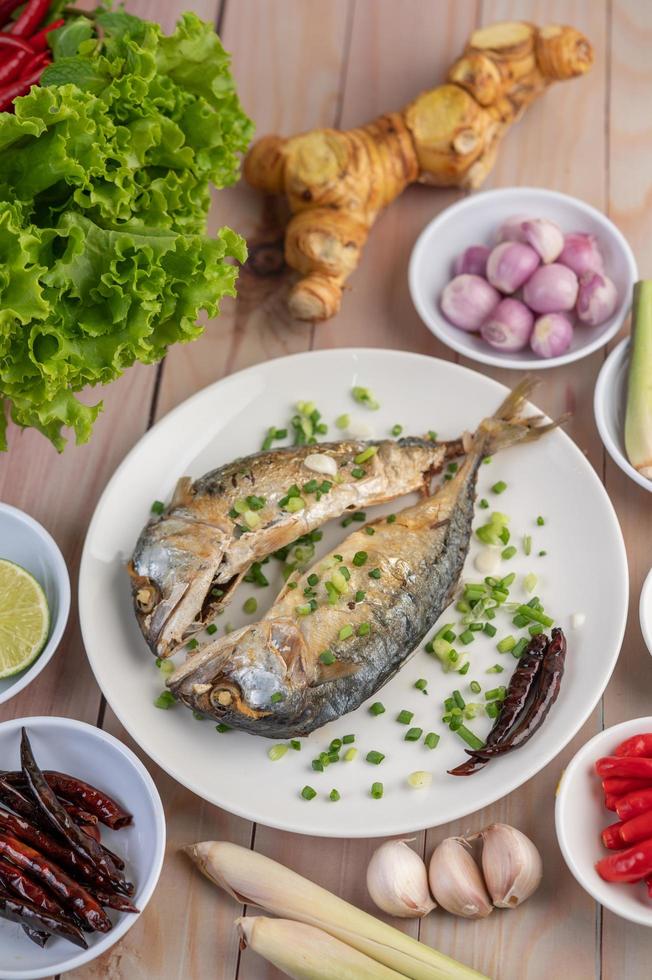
[330,738,342,751]
[516,603,554,628]
[268,744,289,761]
[284,496,305,513]
[151,500,165,515]
[487,664,504,674]
[338,625,354,641]
[536,516,545,526]
[512,637,529,658]
[369,701,385,716]
[355,446,378,465]
[154,691,175,709]
[301,786,317,801]
[352,511,366,522]
[156,658,175,676]
[371,782,384,799]
[368,568,381,579]
[483,456,492,464]
[523,535,532,556]
[243,597,258,615]
[352,386,380,410]
[427,430,438,442]
[469,680,482,694]
[387,514,396,524]
[342,734,355,744]
[391,424,403,437]
[397,710,414,725]
[415,678,428,691]
[459,629,475,645]
[352,551,368,567]
[452,690,465,710]
[529,624,544,636]
[329,789,341,802]
[366,750,385,765]
[216,723,230,733]
[319,650,336,665]
[512,613,529,628]
[364,526,375,536]
[539,550,547,557]
[344,747,358,762]
[290,739,301,751]
[442,629,456,643]
[271,692,284,704]
[186,638,198,651]
[311,760,324,772]
[497,635,516,653]
[336,414,350,429]
[485,686,506,701]
[357,622,371,636]
[354,590,366,602]
[486,701,500,719]
[501,546,517,560]
[455,725,485,750]
[424,732,440,750]
[523,572,538,594]
[478,498,489,509]
[483,622,497,638]
[492,480,507,494]
[351,467,366,479]
[405,727,423,742]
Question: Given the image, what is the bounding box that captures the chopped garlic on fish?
[570,613,585,630]
[303,453,338,477]
[474,548,501,575]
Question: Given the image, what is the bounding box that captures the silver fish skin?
[129,435,461,659]
[168,380,558,738]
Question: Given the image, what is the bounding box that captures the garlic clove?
[367,839,436,919]
[480,823,543,908]
[521,218,564,264]
[428,838,492,919]
[303,452,338,477]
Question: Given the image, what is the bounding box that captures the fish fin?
[312,661,361,686]
[473,376,568,458]
[171,476,193,508]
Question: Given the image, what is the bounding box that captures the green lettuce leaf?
[0,8,252,451]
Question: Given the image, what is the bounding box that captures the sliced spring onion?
[407,771,432,789]
[268,744,289,762]
[397,710,414,724]
[342,734,355,744]
[319,650,336,665]
[301,786,316,800]
[284,496,305,513]
[366,750,385,765]
[424,732,440,750]
[512,637,529,658]
[369,702,385,716]
[338,625,354,641]
[469,680,481,694]
[290,739,301,751]
[368,568,381,579]
[486,664,504,674]
[405,728,423,742]
[501,545,517,560]
[371,782,383,799]
[216,723,230,733]
[271,692,284,704]
[354,446,378,465]
[352,386,380,410]
[483,622,497,638]
[357,622,371,636]
[335,414,350,429]
[516,603,553,627]
[352,551,368,566]
[455,725,485,751]
[414,678,428,691]
[497,635,516,653]
[536,516,545,526]
[329,789,341,802]
[523,572,538,593]
[243,597,258,615]
[154,691,176,709]
[344,747,358,762]
[391,424,403,437]
[151,500,165,515]
[492,480,507,494]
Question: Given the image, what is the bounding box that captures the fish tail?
[473,377,568,459]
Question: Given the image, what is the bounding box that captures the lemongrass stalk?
[184,841,488,980]
[625,280,652,480]
[237,917,408,980]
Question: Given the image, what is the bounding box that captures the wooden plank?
[419,1,608,977]
[600,2,652,977]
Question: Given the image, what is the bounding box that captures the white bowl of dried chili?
[556,716,652,926]
[0,716,166,979]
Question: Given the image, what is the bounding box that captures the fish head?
[168,619,317,732]
[129,512,228,659]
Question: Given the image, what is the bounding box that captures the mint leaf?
[49,17,93,59]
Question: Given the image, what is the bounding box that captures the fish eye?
[134,579,159,614]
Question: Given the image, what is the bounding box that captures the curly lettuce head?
[0,10,252,451]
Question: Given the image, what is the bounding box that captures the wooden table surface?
[1,1,650,977]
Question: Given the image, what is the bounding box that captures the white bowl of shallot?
[409,187,637,369]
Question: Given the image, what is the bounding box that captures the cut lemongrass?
[455,725,485,751]
[407,771,432,789]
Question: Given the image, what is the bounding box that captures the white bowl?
[594,337,652,493]
[640,568,652,656]
[0,504,71,704]
[556,716,652,926]
[0,716,165,979]
[408,187,637,370]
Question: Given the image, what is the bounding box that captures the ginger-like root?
[244,21,593,321]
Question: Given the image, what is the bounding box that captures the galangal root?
[244,21,593,321]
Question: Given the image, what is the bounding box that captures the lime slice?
[0,559,50,679]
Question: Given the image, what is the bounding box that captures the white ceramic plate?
[640,568,652,657]
[0,716,165,979]
[80,349,628,837]
[0,504,70,705]
[556,717,652,927]
[594,338,652,493]
[409,187,637,370]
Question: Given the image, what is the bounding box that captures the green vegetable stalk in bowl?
[0,6,252,451]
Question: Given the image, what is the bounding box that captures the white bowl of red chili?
[0,716,165,979]
[556,716,652,926]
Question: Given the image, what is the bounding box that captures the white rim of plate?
[408,186,638,370]
[0,715,166,980]
[0,503,71,705]
[80,348,629,836]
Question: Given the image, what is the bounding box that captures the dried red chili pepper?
[448,632,548,776]
[616,787,652,822]
[34,770,132,830]
[20,729,127,894]
[0,885,88,949]
[0,854,80,924]
[596,837,652,883]
[9,0,51,37]
[596,756,652,780]
[615,733,652,759]
[93,888,139,914]
[0,832,111,933]
[22,925,48,946]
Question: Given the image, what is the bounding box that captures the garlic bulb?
[366,839,435,919]
[480,823,543,908]
[428,838,492,919]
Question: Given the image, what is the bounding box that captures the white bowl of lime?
[0,503,70,705]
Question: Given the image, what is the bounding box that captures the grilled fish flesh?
[168,380,559,737]
[129,435,463,658]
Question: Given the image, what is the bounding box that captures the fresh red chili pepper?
[19,48,48,77]
[604,794,619,812]
[615,733,652,759]
[618,809,652,846]
[596,757,652,780]
[596,837,652,883]
[0,885,88,949]
[0,0,24,29]
[29,16,63,50]
[647,874,652,899]
[20,729,127,895]
[0,833,111,932]
[601,822,625,850]
[602,776,652,795]
[0,55,47,110]
[616,787,652,822]
[0,34,33,54]
[9,0,51,37]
